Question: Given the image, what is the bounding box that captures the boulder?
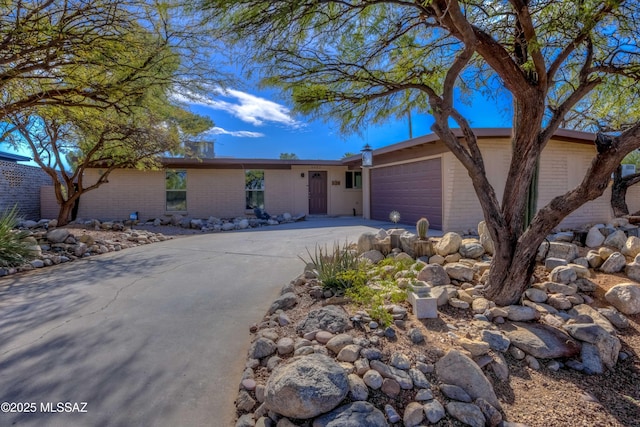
[586,251,604,269]
[400,232,418,257]
[446,402,485,427]
[347,374,369,401]
[459,240,485,259]
[604,283,640,315]
[585,226,605,248]
[312,402,387,427]
[563,323,621,369]
[625,262,640,282]
[268,292,298,314]
[538,242,579,262]
[417,263,450,286]
[46,228,71,243]
[360,250,385,264]
[600,252,626,273]
[622,236,640,258]
[435,349,501,409]
[444,263,475,282]
[502,322,581,359]
[424,400,446,424]
[435,232,462,256]
[296,305,352,335]
[249,338,277,360]
[357,233,377,253]
[549,266,577,284]
[569,304,617,334]
[403,402,425,427]
[604,230,627,250]
[265,353,348,419]
[504,305,538,321]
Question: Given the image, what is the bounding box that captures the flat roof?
[342,128,596,164]
[0,151,32,162]
[161,157,344,170]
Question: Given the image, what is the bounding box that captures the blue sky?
[173,85,513,160]
[2,83,513,164]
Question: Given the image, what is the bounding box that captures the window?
[345,171,362,189]
[245,170,265,209]
[166,170,187,211]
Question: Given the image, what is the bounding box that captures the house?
[39,128,639,230]
[41,158,363,221]
[342,128,640,231]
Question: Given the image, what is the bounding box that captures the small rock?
[408,327,425,344]
[363,370,383,390]
[312,402,387,427]
[424,399,446,423]
[403,402,425,427]
[347,374,369,401]
[441,384,472,402]
[384,404,401,423]
[525,355,540,370]
[381,378,401,397]
[336,344,361,362]
[446,402,485,427]
[600,252,626,273]
[389,352,411,370]
[416,388,434,401]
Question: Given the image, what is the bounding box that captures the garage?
[370,158,443,229]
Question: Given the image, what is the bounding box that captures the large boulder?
[312,402,387,427]
[622,236,640,258]
[46,228,71,243]
[585,226,605,248]
[600,252,626,273]
[357,233,377,253]
[444,263,475,282]
[604,230,627,250]
[296,305,352,334]
[435,232,462,256]
[435,349,501,409]
[563,323,621,370]
[417,264,450,286]
[502,322,581,359]
[265,353,349,419]
[604,283,640,315]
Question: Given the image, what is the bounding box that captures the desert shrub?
[0,206,34,267]
[301,242,363,291]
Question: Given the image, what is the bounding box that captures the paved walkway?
[0,218,438,427]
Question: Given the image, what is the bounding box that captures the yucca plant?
[300,241,361,291]
[416,217,429,240]
[0,205,34,267]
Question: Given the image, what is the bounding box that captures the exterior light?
[361,144,373,167]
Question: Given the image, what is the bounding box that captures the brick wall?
[0,161,53,220]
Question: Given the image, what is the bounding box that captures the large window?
[245,170,265,209]
[345,171,362,189]
[166,170,187,211]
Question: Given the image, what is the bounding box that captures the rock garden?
[234,219,640,427]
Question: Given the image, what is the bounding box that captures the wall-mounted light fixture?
[300,172,305,178]
[361,144,373,167]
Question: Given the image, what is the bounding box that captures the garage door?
[370,158,442,229]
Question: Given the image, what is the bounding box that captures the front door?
[308,171,327,214]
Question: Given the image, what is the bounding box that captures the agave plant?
[0,205,34,267]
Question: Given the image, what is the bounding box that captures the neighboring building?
[50,158,363,221]
[343,128,639,231]
[0,151,54,220]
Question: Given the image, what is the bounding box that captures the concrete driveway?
[0,217,416,427]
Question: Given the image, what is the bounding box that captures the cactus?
[416,217,429,240]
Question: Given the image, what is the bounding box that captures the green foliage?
[279,152,299,159]
[0,206,34,268]
[300,242,362,292]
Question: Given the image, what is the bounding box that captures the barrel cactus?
[416,217,429,240]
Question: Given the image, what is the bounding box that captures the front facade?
[346,129,640,232]
[51,159,363,221]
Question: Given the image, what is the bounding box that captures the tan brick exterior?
[66,165,361,221]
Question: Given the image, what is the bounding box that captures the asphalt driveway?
[0,217,413,427]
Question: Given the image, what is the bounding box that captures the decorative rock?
[276,337,294,356]
[538,241,579,262]
[475,398,502,427]
[525,355,540,370]
[408,327,425,344]
[424,399,446,423]
[417,264,450,286]
[449,298,470,309]
[444,263,475,281]
[604,230,627,250]
[547,294,572,310]
[416,388,434,401]
[336,345,361,362]
[347,374,369,401]
[264,353,348,419]
[389,352,411,369]
[384,404,401,423]
[250,338,277,360]
[363,369,383,389]
[625,262,640,282]
[428,254,445,265]
[381,378,401,397]
[581,343,604,375]
[503,322,581,359]
[549,265,577,284]
[585,226,605,248]
[326,334,353,354]
[446,402,486,427]
[435,349,501,409]
[235,414,255,427]
[408,368,431,389]
[441,384,473,402]
[604,283,640,314]
[296,305,351,335]
[459,338,490,357]
[574,278,597,293]
[545,257,568,271]
[600,252,626,273]
[46,228,71,243]
[597,307,630,329]
[544,281,577,295]
[489,352,510,381]
[622,236,640,258]
[360,250,385,264]
[481,330,511,352]
[568,263,591,279]
[569,304,616,334]
[236,390,257,412]
[505,305,538,321]
[435,232,463,256]
[509,346,526,360]
[312,402,387,427]
[358,233,376,253]
[459,240,485,259]
[354,358,370,376]
[315,331,334,344]
[586,251,604,269]
[268,292,298,314]
[563,323,621,369]
[403,402,425,427]
[524,288,548,305]
[472,297,493,314]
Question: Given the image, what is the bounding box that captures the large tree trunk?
[611,166,640,218]
[57,201,74,226]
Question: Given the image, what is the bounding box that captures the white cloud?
[205,126,264,138]
[172,87,303,128]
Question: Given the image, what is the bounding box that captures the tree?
[279,152,299,159]
[202,0,640,305]
[611,151,640,217]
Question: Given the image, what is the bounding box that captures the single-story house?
[39,128,640,231]
[342,128,640,232]
[40,159,364,220]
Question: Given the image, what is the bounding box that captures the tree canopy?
[202,0,640,305]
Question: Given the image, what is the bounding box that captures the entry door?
[308,171,328,214]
